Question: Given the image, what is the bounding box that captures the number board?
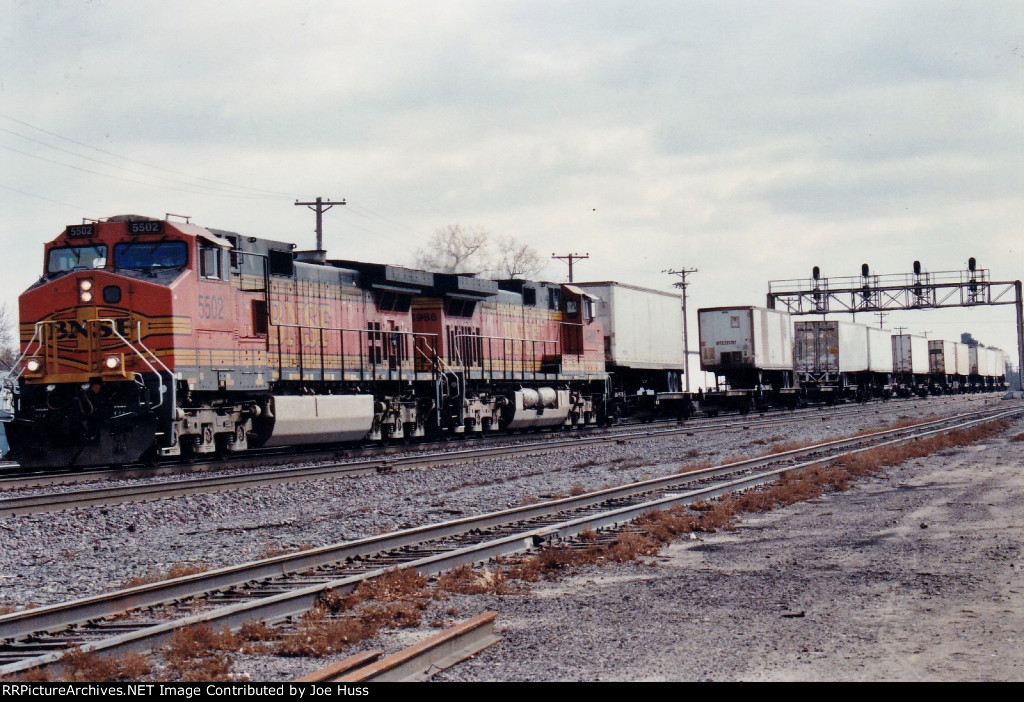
[65,224,96,239]
[127,221,164,235]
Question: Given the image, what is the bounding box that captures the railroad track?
[0,396,980,516]
[0,394,978,490]
[0,404,1017,677]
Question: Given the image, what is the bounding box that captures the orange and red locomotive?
[5,215,617,467]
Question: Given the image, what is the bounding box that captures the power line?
[665,267,699,392]
[296,197,346,259]
[0,112,292,199]
[0,143,275,200]
[552,252,589,282]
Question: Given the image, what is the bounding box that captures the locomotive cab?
[5,216,204,466]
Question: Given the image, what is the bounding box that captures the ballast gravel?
[434,409,1024,681]
[0,395,1020,681]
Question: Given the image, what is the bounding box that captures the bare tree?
[0,303,16,369]
[413,224,491,274]
[492,235,546,279]
[413,224,546,280]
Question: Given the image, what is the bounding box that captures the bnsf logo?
[50,318,132,340]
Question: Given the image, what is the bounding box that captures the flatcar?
[698,306,1007,411]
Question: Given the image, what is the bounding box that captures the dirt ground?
[438,417,1024,681]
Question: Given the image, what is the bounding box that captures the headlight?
[79,279,94,303]
[25,358,41,373]
[104,356,121,370]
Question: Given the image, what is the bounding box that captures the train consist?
[0,215,1008,467]
[2,215,685,467]
[699,306,1008,413]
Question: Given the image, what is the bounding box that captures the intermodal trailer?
[698,306,796,413]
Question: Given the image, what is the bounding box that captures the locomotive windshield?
[47,245,107,274]
[113,241,188,269]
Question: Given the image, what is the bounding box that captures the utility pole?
[551,252,589,282]
[875,311,888,328]
[295,197,346,261]
[665,267,698,392]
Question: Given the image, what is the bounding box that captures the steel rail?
[0,404,1016,677]
[0,395,975,508]
[0,393,973,489]
[1,406,1015,677]
[301,613,500,683]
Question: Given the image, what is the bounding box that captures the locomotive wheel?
[214,435,231,461]
[140,447,159,467]
[179,439,196,464]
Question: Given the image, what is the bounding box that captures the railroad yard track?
[0,396,978,515]
[1,403,1017,677]
[0,394,977,490]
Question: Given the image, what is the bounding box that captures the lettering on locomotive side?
[52,317,133,340]
[413,312,438,323]
[197,294,225,321]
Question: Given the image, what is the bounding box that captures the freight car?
[3,215,630,468]
[572,281,690,419]
[793,320,896,402]
[699,306,1006,410]
[697,306,797,413]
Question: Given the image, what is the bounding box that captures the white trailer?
[954,343,971,377]
[573,282,684,371]
[793,320,869,374]
[866,327,894,373]
[699,307,793,372]
[928,340,958,375]
[892,334,930,375]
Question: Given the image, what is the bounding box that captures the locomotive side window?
[523,288,537,306]
[200,242,222,279]
[113,242,187,269]
[47,245,107,274]
[548,288,561,311]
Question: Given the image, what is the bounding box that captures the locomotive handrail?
[271,322,439,382]
[451,332,560,376]
[3,322,45,388]
[89,319,168,411]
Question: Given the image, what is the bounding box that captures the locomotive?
[3,215,685,468]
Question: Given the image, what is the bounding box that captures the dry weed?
[437,565,514,595]
[17,647,154,683]
[123,563,209,589]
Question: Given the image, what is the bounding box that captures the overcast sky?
[2,0,1022,370]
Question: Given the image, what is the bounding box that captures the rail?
[1,406,1015,675]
